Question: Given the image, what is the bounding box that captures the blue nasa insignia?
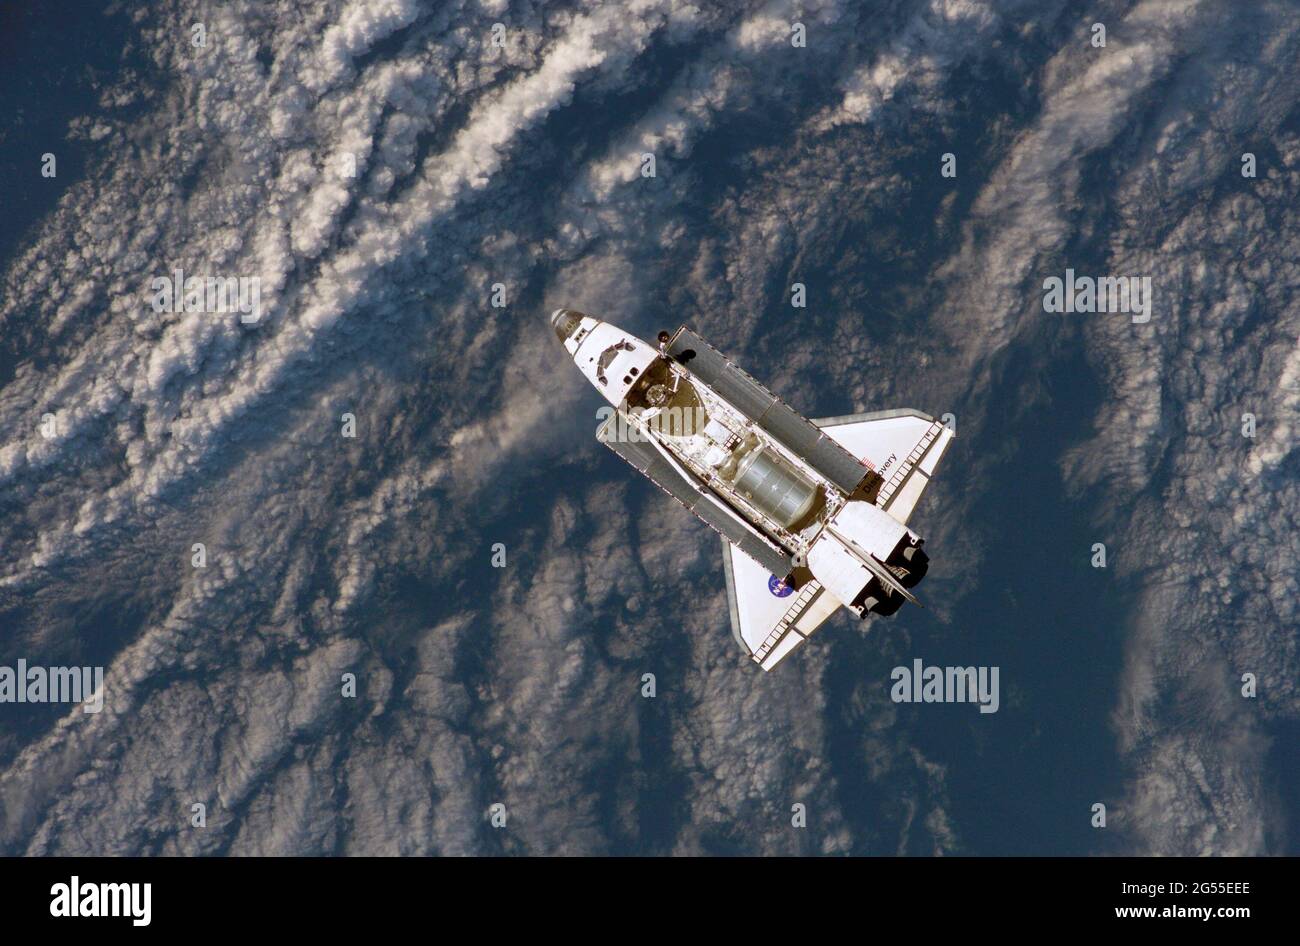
[768,575,793,598]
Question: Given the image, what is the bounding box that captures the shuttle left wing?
[722,539,842,671]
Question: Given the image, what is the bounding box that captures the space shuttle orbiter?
[551,309,954,671]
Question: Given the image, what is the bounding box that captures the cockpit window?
[595,340,635,386]
[551,310,584,342]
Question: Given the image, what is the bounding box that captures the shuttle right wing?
[814,409,953,524]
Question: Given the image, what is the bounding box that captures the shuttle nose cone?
[550,308,584,343]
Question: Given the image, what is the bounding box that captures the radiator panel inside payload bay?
[664,328,871,497]
[595,410,795,580]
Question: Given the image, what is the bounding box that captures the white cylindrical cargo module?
[729,442,819,529]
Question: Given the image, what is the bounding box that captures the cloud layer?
[0,0,1295,855]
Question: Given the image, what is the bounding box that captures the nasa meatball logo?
[768,575,793,598]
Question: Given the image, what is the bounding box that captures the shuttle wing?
[814,409,953,524]
[722,539,842,671]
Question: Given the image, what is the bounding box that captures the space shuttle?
[551,309,954,671]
